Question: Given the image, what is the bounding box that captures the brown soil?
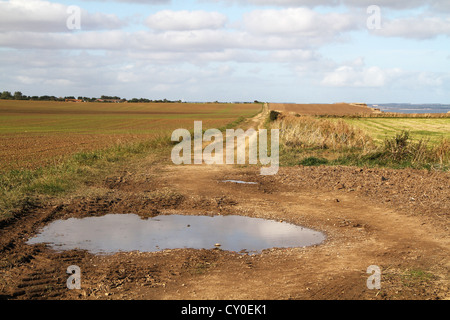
[0,100,260,171]
[270,103,375,116]
[0,133,157,171]
[0,108,449,301]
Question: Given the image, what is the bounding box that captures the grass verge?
[270,114,450,171]
[0,135,173,223]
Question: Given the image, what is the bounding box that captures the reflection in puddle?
[222,180,258,185]
[27,214,326,255]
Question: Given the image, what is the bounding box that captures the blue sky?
[0,0,449,103]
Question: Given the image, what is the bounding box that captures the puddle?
[27,214,326,255]
[222,180,258,185]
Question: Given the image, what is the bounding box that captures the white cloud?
[202,0,450,11]
[0,0,125,32]
[321,63,402,87]
[145,10,227,31]
[269,49,319,62]
[82,0,170,3]
[243,7,358,38]
[372,15,450,39]
[416,71,446,87]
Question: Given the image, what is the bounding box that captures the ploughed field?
[0,100,261,171]
[269,103,376,116]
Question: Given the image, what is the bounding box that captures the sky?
[0,0,449,103]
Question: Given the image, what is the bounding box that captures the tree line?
[0,91,184,103]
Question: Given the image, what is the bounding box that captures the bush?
[269,110,281,122]
[379,131,449,168]
[383,131,411,161]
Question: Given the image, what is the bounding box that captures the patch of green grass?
[0,137,174,222]
[344,118,450,145]
[401,269,435,287]
[299,157,329,166]
[218,116,246,131]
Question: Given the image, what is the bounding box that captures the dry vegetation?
[273,114,375,151]
[270,113,450,170]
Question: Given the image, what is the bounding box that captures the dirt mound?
[267,166,449,225]
[269,103,375,116]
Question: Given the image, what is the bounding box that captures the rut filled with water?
[27,214,326,255]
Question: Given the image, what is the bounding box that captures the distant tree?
[14,91,24,100]
[1,91,12,99]
[100,95,121,100]
[39,95,56,101]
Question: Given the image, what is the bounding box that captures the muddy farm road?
[0,107,449,301]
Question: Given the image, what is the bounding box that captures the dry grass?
[270,114,449,170]
[432,138,450,165]
[382,131,450,166]
[273,114,375,151]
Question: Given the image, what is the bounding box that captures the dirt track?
[0,107,449,300]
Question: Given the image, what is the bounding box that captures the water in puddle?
[222,180,258,185]
[27,214,325,255]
